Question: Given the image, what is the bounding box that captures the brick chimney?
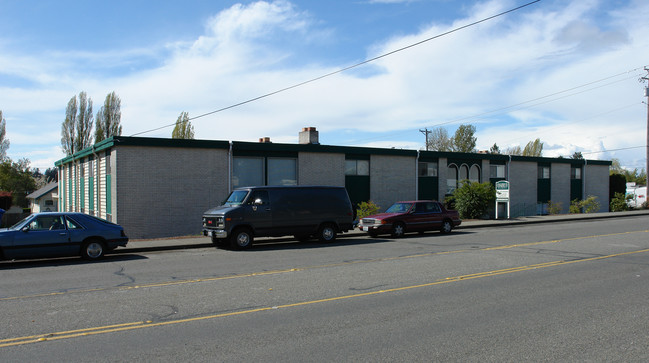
[299,127,319,145]
[259,137,271,143]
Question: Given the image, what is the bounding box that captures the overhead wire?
[130,0,542,137]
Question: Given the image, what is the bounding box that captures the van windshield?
[224,190,249,206]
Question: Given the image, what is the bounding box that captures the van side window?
[248,190,270,205]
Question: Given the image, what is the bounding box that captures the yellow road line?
[1,229,647,302]
[2,247,648,349]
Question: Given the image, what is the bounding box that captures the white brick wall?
[114,146,230,239]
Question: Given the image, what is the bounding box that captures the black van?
[202,186,354,249]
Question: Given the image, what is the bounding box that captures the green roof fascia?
[422,150,611,166]
[55,136,231,166]
[231,141,418,157]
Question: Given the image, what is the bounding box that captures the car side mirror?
[21,226,30,232]
[254,198,263,205]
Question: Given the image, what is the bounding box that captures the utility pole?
[643,67,649,188]
[420,128,431,151]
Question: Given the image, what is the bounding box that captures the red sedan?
[358,200,461,238]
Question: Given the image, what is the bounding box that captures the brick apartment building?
[56,127,611,239]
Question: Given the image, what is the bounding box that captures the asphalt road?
[1,215,648,362]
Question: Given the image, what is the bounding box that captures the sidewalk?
[121,209,649,252]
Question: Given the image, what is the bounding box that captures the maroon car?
[358,200,461,238]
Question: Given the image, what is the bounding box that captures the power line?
[130,0,542,137]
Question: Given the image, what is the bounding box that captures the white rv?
[626,183,647,208]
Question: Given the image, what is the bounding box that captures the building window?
[345,160,369,176]
[490,164,506,179]
[233,157,264,188]
[538,166,550,179]
[267,158,297,185]
[418,162,438,177]
[447,165,458,194]
[571,167,582,180]
[469,165,481,183]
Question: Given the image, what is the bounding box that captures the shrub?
[356,200,381,220]
[569,199,581,214]
[570,196,601,214]
[609,192,629,212]
[547,200,563,215]
[453,181,496,219]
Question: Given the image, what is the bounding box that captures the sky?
[0,0,647,172]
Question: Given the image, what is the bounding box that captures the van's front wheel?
[318,224,337,243]
[230,228,254,250]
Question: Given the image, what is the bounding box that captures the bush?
[609,192,629,212]
[453,181,496,219]
[356,200,381,220]
[570,196,601,214]
[547,200,563,215]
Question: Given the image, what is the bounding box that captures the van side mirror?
[254,198,263,205]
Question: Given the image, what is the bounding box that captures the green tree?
[61,91,94,156]
[0,158,37,208]
[76,91,94,152]
[95,91,122,143]
[453,181,495,219]
[0,110,9,160]
[505,145,522,155]
[571,151,583,159]
[426,127,453,151]
[172,112,195,139]
[489,143,500,154]
[522,138,543,156]
[451,124,477,153]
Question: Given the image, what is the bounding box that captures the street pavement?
[120,209,649,253]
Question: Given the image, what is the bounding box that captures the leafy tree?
[61,91,94,156]
[426,127,453,151]
[620,168,647,185]
[609,173,626,201]
[453,181,495,219]
[571,151,583,159]
[522,138,543,156]
[95,91,122,143]
[0,110,9,160]
[489,143,500,154]
[609,192,629,212]
[61,96,77,156]
[0,158,37,208]
[172,112,195,139]
[504,145,522,155]
[610,158,624,174]
[450,124,476,153]
[356,200,381,220]
[75,91,94,152]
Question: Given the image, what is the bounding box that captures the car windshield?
[8,215,34,230]
[224,190,249,206]
[385,202,413,213]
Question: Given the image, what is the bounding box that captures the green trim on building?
[106,174,112,215]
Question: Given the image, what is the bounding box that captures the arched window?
[447,164,458,194]
[469,164,481,183]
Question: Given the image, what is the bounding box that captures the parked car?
[0,212,128,261]
[203,186,354,250]
[358,200,461,238]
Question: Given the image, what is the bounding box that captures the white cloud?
[2,0,648,171]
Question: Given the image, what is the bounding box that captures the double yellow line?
[3,245,649,348]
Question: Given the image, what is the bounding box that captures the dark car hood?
[362,212,404,220]
[203,204,241,215]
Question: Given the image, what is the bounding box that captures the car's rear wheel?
[230,228,253,250]
[391,222,405,238]
[318,224,337,242]
[81,240,105,260]
[440,220,453,234]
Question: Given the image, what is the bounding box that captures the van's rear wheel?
[230,228,253,250]
[318,224,337,242]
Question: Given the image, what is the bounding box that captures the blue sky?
[0,0,647,171]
